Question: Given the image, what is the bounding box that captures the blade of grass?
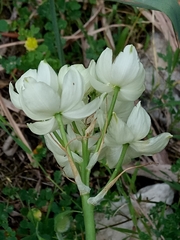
[49,0,65,66]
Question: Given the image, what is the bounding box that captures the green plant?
[1,1,180,240]
[151,44,180,135]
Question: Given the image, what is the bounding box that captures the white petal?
[67,125,82,153]
[73,64,91,92]
[106,146,123,168]
[88,133,100,149]
[9,83,22,109]
[63,163,74,178]
[15,69,37,93]
[96,48,113,84]
[88,60,96,78]
[95,109,105,130]
[119,82,145,101]
[63,93,106,120]
[127,102,151,140]
[20,82,61,120]
[114,99,134,122]
[67,124,76,139]
[118,65,145,101]
[58,65,69,89]
[89,60,111,93]
[72,64,85,72]
[105,114,134,147]
[37,61,59,91]
[27,117,58,135]
[90,76,112,93]
[60,69,85,112]
[54,152,69,165]
[87,152,99,170]
[130,133,172,156]
[111,45,140,86]
[45,131,65,155]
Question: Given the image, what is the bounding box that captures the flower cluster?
[9,45,172,195]
[9,61,104,135]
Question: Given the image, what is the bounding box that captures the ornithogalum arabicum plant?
[9,45,172,240]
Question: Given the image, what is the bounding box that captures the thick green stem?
[49,0,65,65]
[55,114,95,239]
[81,139,95,240]
[95,86,120,152]
[81,194,96,240]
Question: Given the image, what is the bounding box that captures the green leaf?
[0,20,9,32]
[109,0,180,40]
[53,170,62,184]
[114,27,130,57]
[58,19,67,30]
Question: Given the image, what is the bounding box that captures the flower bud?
[27,208,42,222]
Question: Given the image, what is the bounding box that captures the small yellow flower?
[25,37,38,51]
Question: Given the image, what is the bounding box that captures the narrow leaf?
[0,120,31,154]
[108,0,180,40]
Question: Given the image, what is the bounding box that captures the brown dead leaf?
[100,0,115,50]
[0,93,33,163]
[1,97,21,113]
[0,79,10,89]
[140,9,179,51]
[81,3,99,66]
[2,134,18,156]
[124,161,177,182]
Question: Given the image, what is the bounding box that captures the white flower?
[58,64,92,95]
[45,125,99,178]
[95,95,134,130]
[89,45,145,101]
[9,61,104,135]
[45,131,75,178]
[104,102,172,168]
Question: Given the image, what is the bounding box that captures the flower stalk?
[95,85,120,152]
[81,194,96,240]
[108,143,129,183]
[81,138,90,184]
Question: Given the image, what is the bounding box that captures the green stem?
[108,143,129,183]
[95,86,120,152]
[81,138,90,185]
[55,114,95,239]
[72,121,80,135]
[49,0,65,65]
[81,194,96,240]
[55,114,72,158]
[53,131,64,146]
